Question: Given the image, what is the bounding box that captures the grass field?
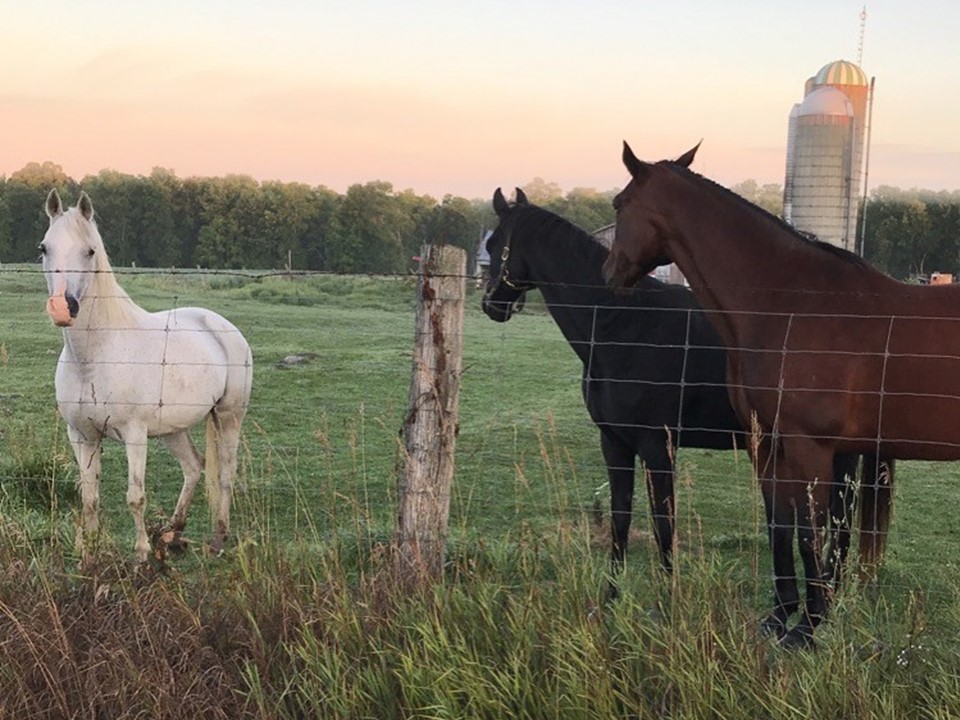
[4,263,960,718]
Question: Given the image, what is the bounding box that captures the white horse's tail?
[205,412,221,528]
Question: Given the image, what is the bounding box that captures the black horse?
[481,188,892,596]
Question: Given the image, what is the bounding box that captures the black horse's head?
[481,187,534,322]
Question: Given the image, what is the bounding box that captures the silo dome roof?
[814,59,868,87]
[798,86,853,117]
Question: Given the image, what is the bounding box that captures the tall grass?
[1,418,960,719]
[6,267,960,717]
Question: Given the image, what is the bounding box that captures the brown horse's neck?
[657,168,889,345]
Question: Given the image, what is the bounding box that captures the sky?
[2,1,958,200]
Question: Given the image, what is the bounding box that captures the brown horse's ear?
[493,187,510,217]
[77,191,94,221]
[675,140,702,168]
[515,187,529,206]
[45,188,63,221]
[622,141,650,181]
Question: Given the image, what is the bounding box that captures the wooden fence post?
[396,244,466,580]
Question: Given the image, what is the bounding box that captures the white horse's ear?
[77,191,94,221]
[45,188,63,221]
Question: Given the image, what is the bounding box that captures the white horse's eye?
[87,248,95,257]
[38,244,46,255]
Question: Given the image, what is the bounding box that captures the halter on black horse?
[481,187,535,321]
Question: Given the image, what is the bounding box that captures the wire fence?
[5,264,960,600]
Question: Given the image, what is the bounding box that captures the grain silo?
[783,59,871,251]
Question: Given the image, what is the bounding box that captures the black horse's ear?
[45,188,63,221]
[515,187,529,206]
[675,141,702,168]
[493,187,510,217]
[77,191,94,221]
[622,141,650,181]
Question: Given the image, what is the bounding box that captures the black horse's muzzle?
[481,287,527,322]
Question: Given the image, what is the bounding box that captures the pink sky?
[3,1,958,199]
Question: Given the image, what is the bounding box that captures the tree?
[10,161,70,190]
[866,200,934,279]
[521,177,563,205]
[194,175,262,268]
[328,181,409,273]
[0,179,11,260]
[543,187,615,232]
[731,179,784,218]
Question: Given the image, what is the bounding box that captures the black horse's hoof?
[759,614,787,639]
[778,626,816,651]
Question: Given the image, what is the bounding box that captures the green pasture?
[4,264,960,718]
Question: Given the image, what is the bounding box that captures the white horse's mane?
[62,207,141,327]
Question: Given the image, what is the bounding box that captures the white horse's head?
[40,189,105,327]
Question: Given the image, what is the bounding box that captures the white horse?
[41,189,253,563]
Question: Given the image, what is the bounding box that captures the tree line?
[0,162,614,275]
[725,180,960,281]
[1,161,957,281]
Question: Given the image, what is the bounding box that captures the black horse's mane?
[507,201,608,257]
[504,201,693,303]
[661,161,870,269]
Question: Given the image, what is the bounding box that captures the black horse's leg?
[638,433,676,573]
[756,441,799,639]
[760,486,799,639]
[601,432,637,600]
[782,440,835,649]
[824,452,859,590]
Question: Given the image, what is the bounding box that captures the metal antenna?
[857,6,867,65]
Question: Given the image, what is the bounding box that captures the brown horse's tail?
[858,454,894,580]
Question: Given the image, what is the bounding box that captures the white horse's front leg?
[124,430,151,563]
[68,426,102,565]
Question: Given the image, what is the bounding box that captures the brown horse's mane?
[660,161,870,270]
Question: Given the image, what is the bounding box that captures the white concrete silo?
[783,60,870,251]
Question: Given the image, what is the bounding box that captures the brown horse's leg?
[858,454,894,582]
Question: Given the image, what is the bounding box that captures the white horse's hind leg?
[210,410,243,553]
[123,431,151,563]
[68,426,102,564]
[162,430,203,533]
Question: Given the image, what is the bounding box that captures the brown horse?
[603,142,914,647]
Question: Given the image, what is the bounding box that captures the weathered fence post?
[396,244,466,580]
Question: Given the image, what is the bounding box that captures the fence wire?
[4,265,960,601]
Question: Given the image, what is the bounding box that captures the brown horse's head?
[602,141,699,289]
